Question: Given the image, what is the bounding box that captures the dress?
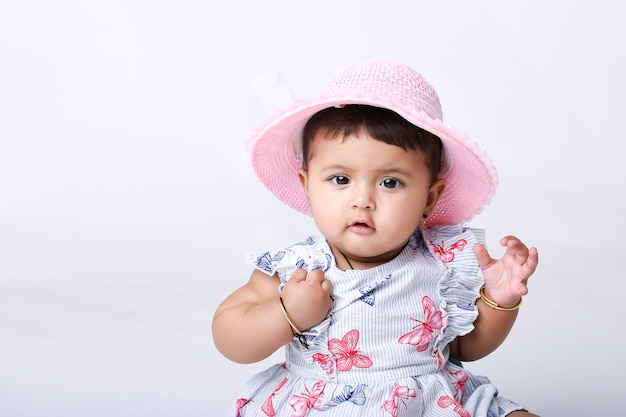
[228,225,525,417]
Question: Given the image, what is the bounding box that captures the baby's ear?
[298,168,309,195]
[426,178,446,212]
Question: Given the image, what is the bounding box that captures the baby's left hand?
[474,235,539,308]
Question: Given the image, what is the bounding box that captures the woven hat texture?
[246,60,498,226]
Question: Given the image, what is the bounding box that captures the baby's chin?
[340,247,407,268]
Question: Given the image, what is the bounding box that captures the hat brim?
[247,93,498,227]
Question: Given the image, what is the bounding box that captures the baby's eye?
[381,178,403,189]
[331,175,350,185]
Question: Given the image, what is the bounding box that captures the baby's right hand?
[280,268,334,331]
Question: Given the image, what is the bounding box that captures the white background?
[1,1,625,415]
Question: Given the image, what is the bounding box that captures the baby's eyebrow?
[381,167,414,177]
[322,164,350,171]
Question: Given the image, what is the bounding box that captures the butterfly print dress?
[228,225,526,417]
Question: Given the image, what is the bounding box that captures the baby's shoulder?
[420,225,485,265]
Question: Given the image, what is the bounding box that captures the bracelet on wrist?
[479,286,523,311]
[278,297,309,349]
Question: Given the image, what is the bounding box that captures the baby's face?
[298,130,444,267]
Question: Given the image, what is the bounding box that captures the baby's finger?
[473,243,495,270]
[500,235,521,246]
[305,268,326,285]
[321,278,333,296]
[289,268,308,283]
[515,281,530,297]
[502,236,530,264]
[522,247,539,275]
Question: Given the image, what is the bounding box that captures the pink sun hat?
[246,60,498,227]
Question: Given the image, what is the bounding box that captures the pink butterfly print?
[448,369,468,403]
[288,381,325,417]
[261,377,288,417]
[398,296,446,352]
[429,238,467,263]
[381,398,398,416]
[381,384,417,417]
[328,329,373,372]
[437,395,470,417]
[235,397,252,417]
[312,352,335,377]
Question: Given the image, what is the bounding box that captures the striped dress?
[227,225,525,417]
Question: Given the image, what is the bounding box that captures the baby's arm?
[212,268,333,364]
[449,236,538,362]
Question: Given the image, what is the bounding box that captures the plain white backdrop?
[1,1,625,415]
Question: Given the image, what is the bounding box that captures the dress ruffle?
[421,225,485,353]
[245,235,333,293]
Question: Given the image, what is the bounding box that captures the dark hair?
[301,105,443,181]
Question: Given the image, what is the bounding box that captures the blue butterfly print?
[358,275,390,306]
[295,258,309,270]
[359,288,375,306]
[408,231,423,250]
[256,252,273,273]
[358,283,378,306]
[256,251,286,273]
[456,302,475,311]
[309,253,332,272]
[319,384,368,410]
[323,253,332,271]
[295,236,315,246]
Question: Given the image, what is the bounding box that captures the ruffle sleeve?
[421,225,485,350]
[244,236,332,292]
[244,236,334,354]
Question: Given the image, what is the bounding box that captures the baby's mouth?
[348,220,375,233]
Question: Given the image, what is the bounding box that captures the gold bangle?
[278,297,302,334]
[278,297,309,349]
[479,286,523,311]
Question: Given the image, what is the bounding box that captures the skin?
[301,130,446,269]
[212,129,539,416]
